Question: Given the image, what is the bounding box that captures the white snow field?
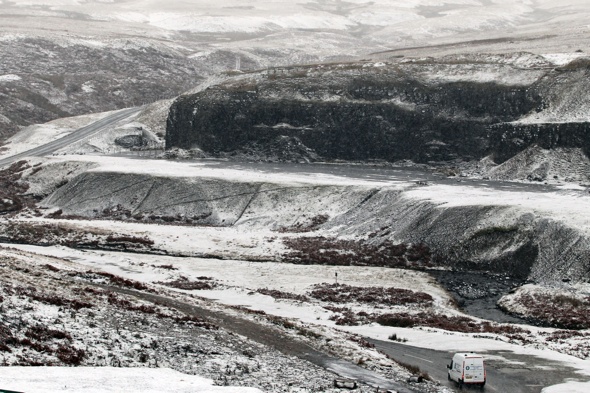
[0,367,262,393]
[2,1,590,56]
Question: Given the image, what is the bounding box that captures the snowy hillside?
[2,0,590,141]
[2,1,590,392]
[5,1,590,49]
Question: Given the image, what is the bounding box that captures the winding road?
[0,106,142,167]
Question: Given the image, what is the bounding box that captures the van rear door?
[463,357,485,383]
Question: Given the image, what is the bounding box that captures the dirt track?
[99,284,421,393]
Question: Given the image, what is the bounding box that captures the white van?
[447,352,486,389]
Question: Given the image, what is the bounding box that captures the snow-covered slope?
[4,155,588,284]
[0,367,262,393]
[486,146,590,183]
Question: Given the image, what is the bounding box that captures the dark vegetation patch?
[282,236,431,268]
[375,312,530,338]
[388,333,408,343]
[1,222,80,245]
[25,325,72,342]
[56,344,86,365]
[328,308,371,326]
[256,288,309,302]
[0,314,85,365]
[321,302,532,340]
[500,293,590,330]
[43,263,60,272]
[107,292,157,314]
[266,315,322,339]
[14,285,93,310]
[229,305,268,316]
[0,160,36,215]
[0,221,159,253]
[543,329,589,342]
[88,271,150,291]
[157,276,217,291]
[105,235,154,247]
[0,322,15,352]
[64,204,216,227]
[46,209,64,218]
[308,283,433,306]
[153,264,177,270]
[396,359,431,382]
[348,335,375,349]
[278,214,329,233]
[101,290,217,330]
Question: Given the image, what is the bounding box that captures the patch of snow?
[147,14,278,33]
[81,82,95,93]
[189,50,214,59]
[0,367,262,392]
[47,155,411,187]
[416,64,545,86]
[114,11,149,24]
[349,10,423,27]
[273,14,354,30]
[485,146,590,184]
[542,381,590,393]
[0,74,22,82]
[541,53,587,66]
[0,33,27,42]
[404,182,590,236]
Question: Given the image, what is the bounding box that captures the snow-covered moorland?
[1,154,590,391]
[0,244,436,392]
[2,2,590,391]
[2,241,590,393]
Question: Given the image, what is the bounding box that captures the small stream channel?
[428,269,528,324]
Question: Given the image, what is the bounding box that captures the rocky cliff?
[166,54,590,166]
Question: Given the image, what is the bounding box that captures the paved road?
[0,107,142,167]
[368,339,584,393]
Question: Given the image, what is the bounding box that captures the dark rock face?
[115,135,147,149]
[491,122,590,163]
[164,61,590,164]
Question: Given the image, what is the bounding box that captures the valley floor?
[1,155,590,392]
[1,242,589,392]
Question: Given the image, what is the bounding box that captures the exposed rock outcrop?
[166,55,590,166]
